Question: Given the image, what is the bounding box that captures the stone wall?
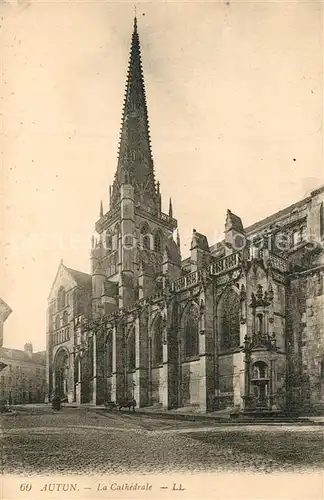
[218,354,234,405]
[181,359,200,406]
[288,268,324,411]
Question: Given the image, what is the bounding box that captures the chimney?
[24,342,33,356]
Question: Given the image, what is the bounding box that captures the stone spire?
[110,16,158,212]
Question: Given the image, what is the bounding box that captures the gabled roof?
[48,261,92,301]
[65,268,92,291]
[0,298,12,323]
[225,210,244,233]
[191,230,209,251]
[245,185,324,235]
[163,238,181,265]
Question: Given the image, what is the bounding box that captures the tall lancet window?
[152,315,163,366]
[154,230,162,253]
[183,303,199,359]
[140,224,151,250]
[218,288,240,351]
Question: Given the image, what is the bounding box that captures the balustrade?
[210,252,241,276]
[269,254,288,273]
[170,270,201,293]
[136,206,177,228]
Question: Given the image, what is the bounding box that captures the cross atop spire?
[110,16,158,212]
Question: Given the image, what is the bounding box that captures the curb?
[91,407,322,426]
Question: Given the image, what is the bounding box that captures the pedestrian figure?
[51,389,61,411]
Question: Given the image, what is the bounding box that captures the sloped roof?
[226,210,244,233]
[0,347,45,366]
[164,238,181,265]
[191,230,209,251]
[181,185,324,262]
[0,298,12,322]
[245,186,324,234]
[66,268,92,290]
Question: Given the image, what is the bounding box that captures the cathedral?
[46,17,324,414]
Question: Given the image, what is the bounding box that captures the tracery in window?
[218,288,240,351]
[251,361,268,379]
[140,224,151,250]
[154,231,162,253]
[183,303,199,359]
[152,315,163,366]
[105,231,113,251]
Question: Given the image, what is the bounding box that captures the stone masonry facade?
[46,18,324,413]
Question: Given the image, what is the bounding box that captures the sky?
[1,0,323,352]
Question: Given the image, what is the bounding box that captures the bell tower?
[92,16,179,310]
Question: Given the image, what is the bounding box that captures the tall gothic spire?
[110,16,158,211]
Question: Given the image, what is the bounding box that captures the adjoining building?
[0,343,46,404]
[46,18,324,413]
[0,300,46,404]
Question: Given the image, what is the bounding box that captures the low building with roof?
[0,343,46,404]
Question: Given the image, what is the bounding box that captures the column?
[67,352,74,403]
[92,332,97,404]
[134,312,149,407]
[198,290,214,412]
[52,370,56,395]
[111,322,125,403]
[242,351,251,410]
[75,356,81,405]
[270,359,276,409]
[161,309,178,410]
[45,332,51,403]
[161,337,169,409]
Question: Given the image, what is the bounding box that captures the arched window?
[252,361,268,379]
[152,315,163,366]
[105,231,112,251]
[127,328,136,372]
[183,303,199,359]
[62,311,68,325]
[55,315,60,330]
[218,288,240,351]
[154,231,162,253]
[57,287,66,310]
[140,224,151,250]
[114,224,120,250]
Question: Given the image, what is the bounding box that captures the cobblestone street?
[1,407,323,475]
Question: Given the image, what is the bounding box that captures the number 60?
[20,484,32,492]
